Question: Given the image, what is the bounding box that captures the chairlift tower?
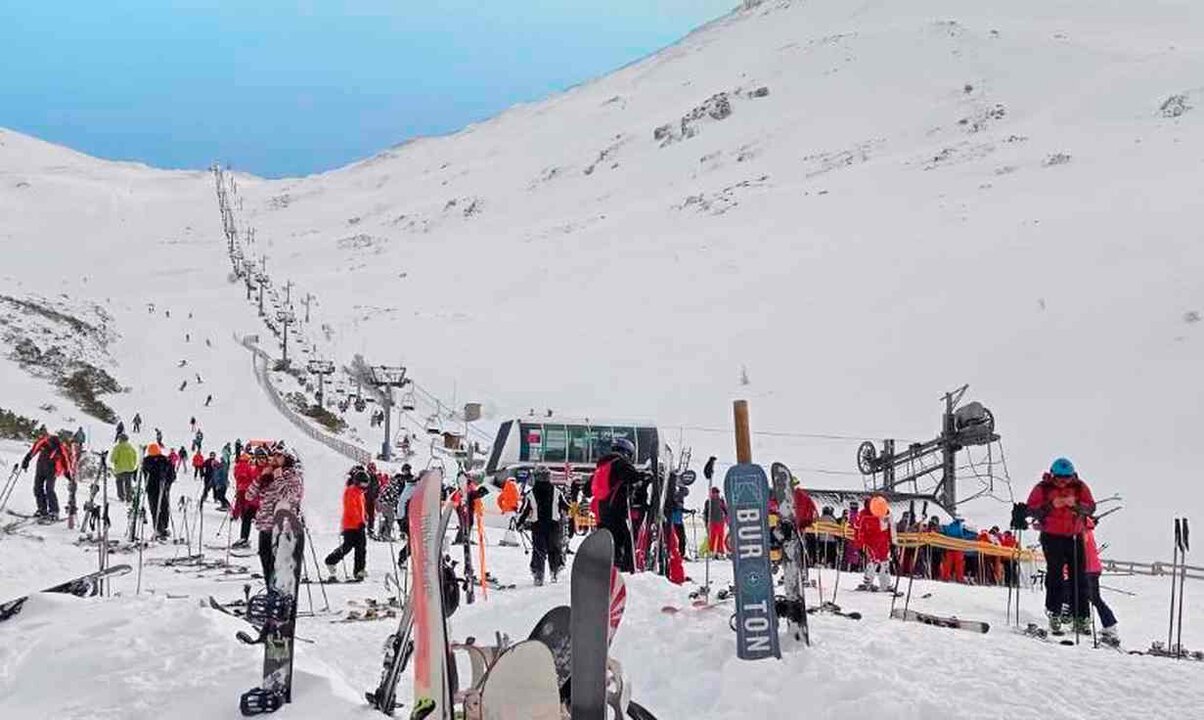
[306,359,335,406]
[275,309,296,366]
[855,384,999,513]
[368,365,409,461]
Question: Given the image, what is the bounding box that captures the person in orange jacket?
[324,464,370,581]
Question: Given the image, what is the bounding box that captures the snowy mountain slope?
[208,0,1204,557]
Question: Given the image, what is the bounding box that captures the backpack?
[590,460,615,517]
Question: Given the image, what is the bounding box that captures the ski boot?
[325,563,339,583]
[533,570,544,587]
[1072,616,1091,636]
[1099,625,1120,647]
[550,569,560,584]
[1047,611,1065,636]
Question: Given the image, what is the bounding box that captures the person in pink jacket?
[1083,517,1119,644]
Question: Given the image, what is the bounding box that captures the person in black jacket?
[141,443,174,539]
[592,437,643,572]
[517,467,570,585]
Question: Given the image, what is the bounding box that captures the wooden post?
[733,399,751,463]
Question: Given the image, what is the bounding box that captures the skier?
[591,437,642,572]
[364,463,380,540]
[200,451,219,504]
[192,429,204,453]
[703,487,728,559]
[189,417,197,434]
[21,433,74,520]
[1083,517,1119,644]
[1026,457,1096,635]
[939,516,974,583]
[516,467,569,585]
[114,420,125,443]
[72,427,86,447]
[230,451,259,549]
[855,496,894,592]
[141,443,174,540]
[325,465,369,582]
[668,481,689,560]
[394,465,421,564]
[191,450,204,480]
[154,427,163,445]
[246,444,304,585]
[110,433,139,503]
[377,471,402,541]
[131,413,142,434]
[205,394,213,407]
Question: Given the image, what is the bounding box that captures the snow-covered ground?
[3,0,1204,716]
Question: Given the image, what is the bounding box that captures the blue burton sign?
[724,463,781,661]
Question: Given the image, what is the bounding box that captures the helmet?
[611,437,636,461]
[401,463,412,472]
[1050,457,1076,477]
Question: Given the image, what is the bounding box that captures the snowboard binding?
[239,687,284,716]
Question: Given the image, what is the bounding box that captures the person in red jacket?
[21,433,74,520]
[1026,457,1096,634]
[324,465,370,582]
[230,453,258,549]
[191,450,205,479]
[855,496,895,592]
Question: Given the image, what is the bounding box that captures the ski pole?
[1073,530,1081,646]
[1176,518,1190,659]
[300,518,330,612]
[1168,518,1182,651]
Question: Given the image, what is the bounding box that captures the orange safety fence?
[806,520,1043,563]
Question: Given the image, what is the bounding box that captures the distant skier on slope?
[21,433,74,521]
[516,467,570,585]
[1026,457,1096,635]
[591,437,642,572]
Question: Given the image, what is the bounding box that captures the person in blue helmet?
[1027,457,1096,635]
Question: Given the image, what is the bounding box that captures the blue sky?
[2,1,735,177]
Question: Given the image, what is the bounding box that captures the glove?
[21,460,29,472]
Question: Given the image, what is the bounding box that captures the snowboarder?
[591,437,641,573]
[325,465,369,581]
[703,487,728,558]
[110,433,139,503]
[517,467,569,585]
[1026,457,1096,635]
[141,443,173,540]
[245,444,304,585]
[21,433,74,520]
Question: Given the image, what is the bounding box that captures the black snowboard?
[571,529,615,720]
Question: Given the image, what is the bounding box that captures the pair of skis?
[770,462,810,645]
[0,564,132,623]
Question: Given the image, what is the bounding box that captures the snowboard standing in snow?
[238,507,306,716]
[770,462,809,645]
[0,564,132,623]
[408,469,455,719]
[367,490,454,717]
[571,529,615,720]
[724,463,780,661]
[890,608,989,634]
